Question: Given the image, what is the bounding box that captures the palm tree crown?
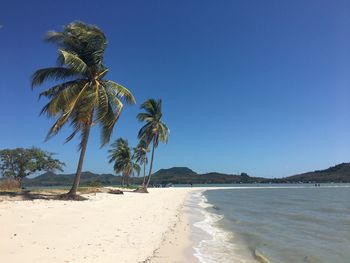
[133,139,148,165]
[109,138,140,186]
[137,99,169,146]
[32,21,135,147]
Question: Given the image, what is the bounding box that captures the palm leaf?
[58,49,88,75]
[40,81,86,117]
[45,82,89,140]
[105,80,136,104]
[38,80,81,99]
[32,67,79,88]
[137,112,153,122]
[95,82,109,122]
[99,97,123,147]
[158,122,169,143]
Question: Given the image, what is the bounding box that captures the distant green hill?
[155,167,197,175]
[15,162,350,187]
[23,171,124,187]
[151,168,266,184]
[276,163,350,183]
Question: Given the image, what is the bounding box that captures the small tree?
[133,139,149,187]
[108,138,140,187]
[137,99,169,189]
[0,147,65,188]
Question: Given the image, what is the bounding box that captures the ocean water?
[190,185,350,263]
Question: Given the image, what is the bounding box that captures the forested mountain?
[17,163,350,187]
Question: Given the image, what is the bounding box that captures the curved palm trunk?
[121,174,125,187]
[127,174,130,187]
[146,141,155,188]
[67,122,92,196]
[142,162,147,187]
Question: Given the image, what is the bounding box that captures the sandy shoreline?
[148,190,199,263]
[0,187,203,263]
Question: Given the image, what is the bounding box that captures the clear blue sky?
[1,0,350,177]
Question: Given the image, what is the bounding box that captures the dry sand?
[147,193,199,263]
[0,188,199,263]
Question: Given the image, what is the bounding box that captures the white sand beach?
[0,188,200,263]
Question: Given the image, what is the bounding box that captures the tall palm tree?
[133,139,149,187]
[109,138,140,187]
[31,22,135,198]
[137,99,169,188]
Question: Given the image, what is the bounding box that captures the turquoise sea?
[187,184,350,263]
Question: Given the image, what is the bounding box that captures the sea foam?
[192,192,254,263]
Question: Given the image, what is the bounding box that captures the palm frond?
[95,82,109,122]
[137,98,169,150]
[140,99,162,117]
[38,80,80,99]
[45,22,107,68]
[32,67,79,88]
[158,122,169,143]
[137,122,153,141]
[45,82,89,140]
[137,112,153,122]
[133,139,149,164]
[105,80,136,104]
[108,138,135,175]
[97,68,109,79]
[58,49,88,75]
[133,163,141,176]
[45,31,66,44]
[40,81,86,117]
[64,125,82,143]
[99,88,124,146]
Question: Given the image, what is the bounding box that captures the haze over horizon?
[1,0,350,178]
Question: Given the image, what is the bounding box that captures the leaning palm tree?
[109,138,140,187]
[133,139,149,187]
[31,22,135,198]
[137,99,169,188]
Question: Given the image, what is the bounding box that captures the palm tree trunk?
[146,141,155,188]
[142,162,147,187]
[68,122,92,196]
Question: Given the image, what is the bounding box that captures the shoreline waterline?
[189,191,258,263]
[148,188,260,263]
[148,190,200,263]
